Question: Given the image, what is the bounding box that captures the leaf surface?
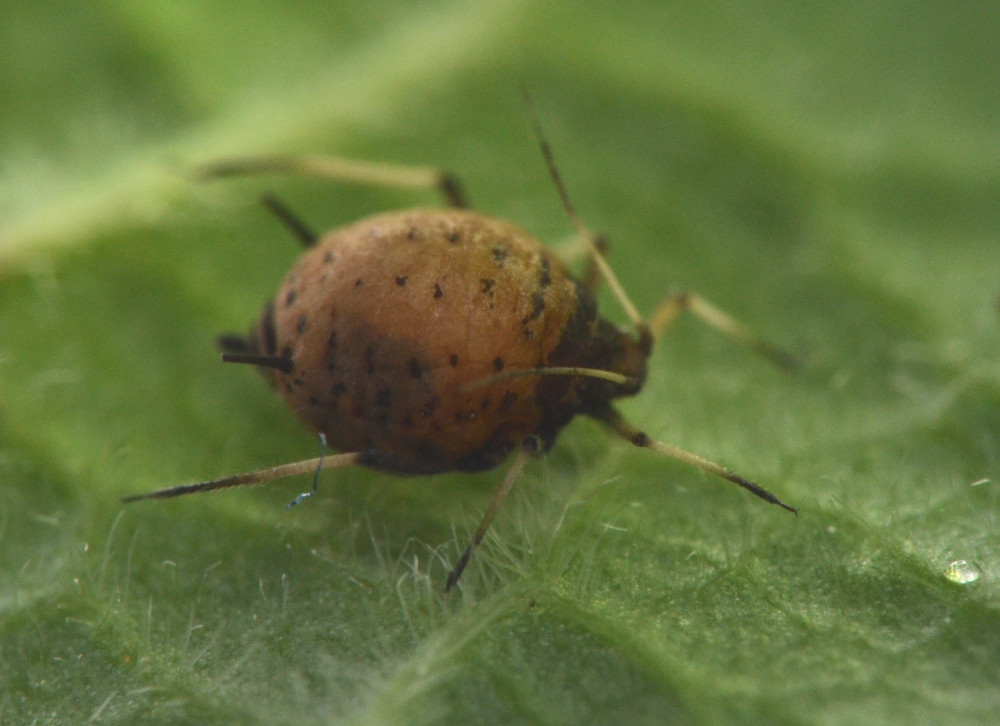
[2,2,999,724]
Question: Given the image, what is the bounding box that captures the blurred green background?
[2,1,999,724]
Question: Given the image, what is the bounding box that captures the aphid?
[125,114,797,591]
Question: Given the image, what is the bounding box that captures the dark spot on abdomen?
[498,391,518,413]
[375,388,392,408]
[409,358,423,379]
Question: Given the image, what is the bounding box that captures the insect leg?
[593,405,797,514]
[445,437,540,592]
[525,95,796,371]
[649,292,799,372]
[196,154,469,208]
[121,451,363,503]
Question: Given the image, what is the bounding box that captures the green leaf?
[2,1,999,724]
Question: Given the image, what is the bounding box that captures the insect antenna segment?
[260,192,318,246]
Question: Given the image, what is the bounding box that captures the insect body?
[232,208,645,474]
[125,133,797,591]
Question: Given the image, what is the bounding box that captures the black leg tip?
[445,547,472,593]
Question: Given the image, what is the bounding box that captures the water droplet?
[944,560,980,584]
